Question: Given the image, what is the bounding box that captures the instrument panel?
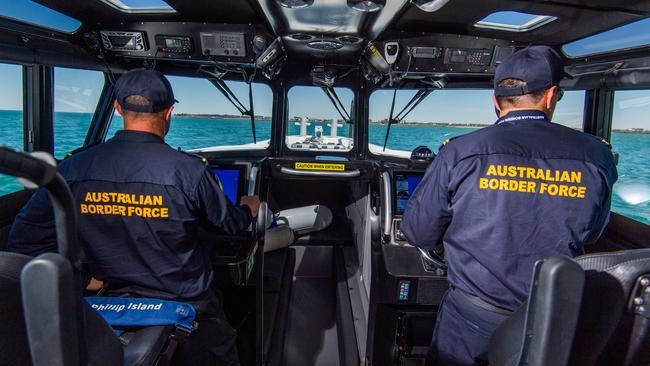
[377,33,517,74]
[93,23,265,64]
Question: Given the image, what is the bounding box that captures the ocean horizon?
[1,110,649,225]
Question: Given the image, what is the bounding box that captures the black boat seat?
[2,250,173,366]
[0,252,34,365]
[569,249,650,366]
[122,325,174,366]
[488,256,585,366]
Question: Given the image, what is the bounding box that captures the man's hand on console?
[241,195,261,218]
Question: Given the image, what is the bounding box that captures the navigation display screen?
[212,167,245,204]
[165,38,183,48]
[109,36,135,48]
[394,173,424,215]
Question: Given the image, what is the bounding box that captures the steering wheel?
[418,247,447,270]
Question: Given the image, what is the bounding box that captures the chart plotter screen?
[211,165,247,204]
[394,173,424,215]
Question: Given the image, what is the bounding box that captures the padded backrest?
[0,252,33,366]
[21,253,123,366]
[489,256,585,366]
[570,249,650,366]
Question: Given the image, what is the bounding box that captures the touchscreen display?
[395,174,423,215]
[212,169,240,204]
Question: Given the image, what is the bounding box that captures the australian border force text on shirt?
[479,164,586,199]
[80,192,170,218]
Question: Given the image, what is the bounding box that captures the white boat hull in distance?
[193,136,412,158]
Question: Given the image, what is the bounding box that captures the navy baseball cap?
[115,68,178,112]
[494,45,571,96]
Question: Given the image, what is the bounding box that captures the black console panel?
[95,22,269,64]
[377,33,518,75]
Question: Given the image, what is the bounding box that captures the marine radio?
[155,35,193,54]
[100,31,147,51]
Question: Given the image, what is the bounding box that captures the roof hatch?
[474,11,557,32]
[99,0,176,13]
[0,0,82,33]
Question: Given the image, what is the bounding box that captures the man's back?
[403,110,617,310]
[9,130,251,299]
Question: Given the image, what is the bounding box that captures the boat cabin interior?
[1,1,650,365]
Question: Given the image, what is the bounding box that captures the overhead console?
[363,33,519,82]
[92,23,271,65]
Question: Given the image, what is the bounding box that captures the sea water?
[1,110,649,224]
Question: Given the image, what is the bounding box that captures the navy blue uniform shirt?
[8,130,252,299]
[402,110,617,310]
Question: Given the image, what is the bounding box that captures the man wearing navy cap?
[8,68,259,365]
[402,46,617,365]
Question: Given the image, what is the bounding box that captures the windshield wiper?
[321,86,351,124]
[209,79,257,144]
[382,88,433,151]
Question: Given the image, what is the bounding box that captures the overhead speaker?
[289,33,314,41]
[347,0,384,12]
[277,0,313,8]
[308,40,343,50]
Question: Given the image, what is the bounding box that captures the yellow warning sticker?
[369,44,382,58]
[295,162,345,172]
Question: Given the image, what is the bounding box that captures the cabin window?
[0,1,82,33]
[286,86,354,152]
[53,67,105,159]
[107,76,273,151]
[0,63,25,195]
[562,17,650,57]
[368,89,586,157]
[368,89,492,157]
[610,90,650,225]
[551,90,586,130]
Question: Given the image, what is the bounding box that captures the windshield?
[286,86,354,152]
[368,88,586,157]
[108,76,272,151]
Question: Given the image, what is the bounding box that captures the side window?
[0,63,24,195]
[54,67,104,158]
[611,90,650,224]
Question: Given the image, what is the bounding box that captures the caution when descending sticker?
[295,162,345,172]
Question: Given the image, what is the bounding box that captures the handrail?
[380,171,392,236]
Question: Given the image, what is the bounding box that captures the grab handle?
[280,167,361,178]
[0,146,57,187]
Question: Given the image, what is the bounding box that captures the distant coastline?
[174,113,271,121]
[0,110,648,134]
